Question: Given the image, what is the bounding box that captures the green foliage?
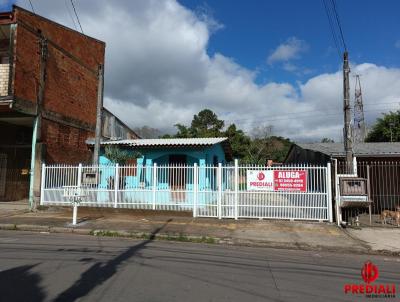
[171,109,225,138]
[321,137,335,143]
[225,124,251,159]
[366,110,400,142]
[165,108,292,163]
[104,145,141,165]
[243,136,292,165]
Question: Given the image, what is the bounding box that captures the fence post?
[77,163,82,189]
[73,163,83,225]
[40,163,46,205]
[114,163,119,208]
[152,163,157,210]
[218,163,222,219]
[193,163,198,217]
[333,159,341,226]
[326,162,333,222]
[353,157,357,175]
[234,159,238,220]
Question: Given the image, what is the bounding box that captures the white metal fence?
[40,162,332,222]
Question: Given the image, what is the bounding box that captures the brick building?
[0,6,138,205]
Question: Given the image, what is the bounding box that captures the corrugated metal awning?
[86,137,228,147]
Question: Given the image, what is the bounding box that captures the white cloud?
[395,40,400,49]
[267,37,309,65]
[282,62,298,72]
[16,1,400,142]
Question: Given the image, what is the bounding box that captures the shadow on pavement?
[0,264,45,302]
[53,219,172,302]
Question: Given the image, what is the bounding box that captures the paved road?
[0,230,398,302]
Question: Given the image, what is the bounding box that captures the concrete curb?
[0,223,398,256]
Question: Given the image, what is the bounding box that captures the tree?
[105,145,141,165]
[225,124,251,159]
[244,125,292,164]
[175,109,225,137]
[366,110,400,142]
[164,109,292,163]
[321,138,335,143]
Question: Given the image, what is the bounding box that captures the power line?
[68,0,101,66]
[322,0,342,60]
[65,0,78,31]
[331,0,347,51]
[70,0,84,34]
[224,105,400,125]
[27,0,35,13]
[224,101,400,123]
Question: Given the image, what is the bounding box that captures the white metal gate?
[41,162,332,222]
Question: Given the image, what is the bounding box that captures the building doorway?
[169,155,187,202]
[0,119,33,201]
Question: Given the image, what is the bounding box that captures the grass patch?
[89,229,216,244]
[90,230,121,237]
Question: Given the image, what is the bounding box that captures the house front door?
[169,155,187,202]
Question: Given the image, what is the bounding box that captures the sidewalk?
[345,227,400,254]
[0,204,398,255]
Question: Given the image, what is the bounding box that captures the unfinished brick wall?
[41,118,92,164]
[10,7,105,165]
[13,7,105,127]
[0,63,9,96]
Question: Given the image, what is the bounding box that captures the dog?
[381,209,400,227]
[394,211,400,227]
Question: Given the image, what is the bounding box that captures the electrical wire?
[224,101,400,123]
[68,0,101,67]
[331,0,347,51]
[65,0,78,31]
[70,0,84,34]
[28,0,35,13]
[322,0,342,60]
[224,103,400,124]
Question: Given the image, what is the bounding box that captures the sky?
[1,0,400,141]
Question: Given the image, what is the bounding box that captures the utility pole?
[353,74,366,143]
[29,36,48,209]
[93,64,104,165]
[343,51,353,173]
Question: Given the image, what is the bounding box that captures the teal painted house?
[96,137,232,166]
[87,138,233,208]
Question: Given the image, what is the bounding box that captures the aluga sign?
[247,170,307,192]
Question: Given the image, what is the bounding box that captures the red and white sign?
[247,170,307,192]
[247,170,274,191]
[273,170,307,192]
